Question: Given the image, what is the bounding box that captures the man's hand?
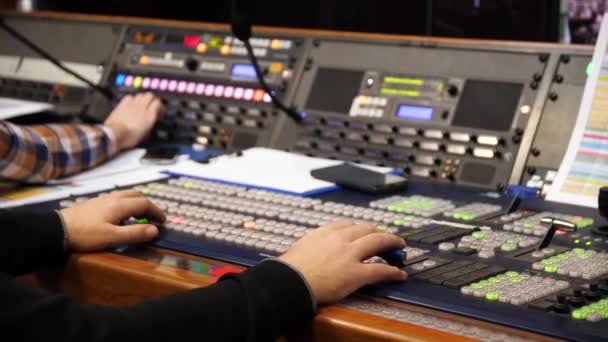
[104,92,163,150]
[278,221,407,305]
[59,190,166,252]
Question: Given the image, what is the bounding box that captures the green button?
[472,231,486,240]
[574,239,581,244]
[572,310,586,320]
[453,213,464,220]
[506,271,519,277]
[403,215,415,221]
[395,207,405,213]
[462,214,476,221]
[501,243,517,252]
[183,182,193,189]
[577,218,594,229]
[141,188,151,195]
[544,265,558,273]
[256,190,268,196]
[478,280,490,287]
[586,241,592,246]
[393,220,404,226]
[136,218,148,224]
[387,206,399,212]
[377,225,388,231]
[486,292,500,301]
[471,283,484,289]
[523,223,534,229]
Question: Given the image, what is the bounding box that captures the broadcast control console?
[3,12,607,342]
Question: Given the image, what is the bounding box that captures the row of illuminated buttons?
[296,141,462,169]
[161,114,264,129]
[224,36,294,50]
[307,117,502,146]
[161,99,271,118]
[115,74,271,103]
[311,130,499,159]
[165,107,269,119]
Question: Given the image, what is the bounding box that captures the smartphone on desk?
[140,146,180,165]
[310,163,408,194]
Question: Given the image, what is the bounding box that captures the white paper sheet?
[0,97,54,120]
[546,14,608,208]
[166,147,393,196]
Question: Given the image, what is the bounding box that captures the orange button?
[253,89,265,102]
[197,43,208,53]
[270,39,281,50]
[220,45,231,55]
[139,55,149,65]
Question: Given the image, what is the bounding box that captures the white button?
[424,130,443,139]
[473,147,495,159]
[253,48,268,57]
[438,242,455,251]
[198,125,212,134]
[370,135,387,144]
[447,144,466,155]
[477,135,499,146]
[281,40,293,49]
[420,141,440,151]
[411,167,431,177]
[374,125,392,133]
[196,136,209,145]
[450,132,471,142]
[379,97,388,106]
[399,127,418,136]
[545,171,557,182]
[416,156,435,166]
[395,138,413,148]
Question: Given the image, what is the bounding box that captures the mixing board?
[53,175,608,341]
[3,12,608,341]
[1,13,595,192]
[95,25,306,152]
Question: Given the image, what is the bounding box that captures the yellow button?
[133,76,143,88]
[269,62,283,73]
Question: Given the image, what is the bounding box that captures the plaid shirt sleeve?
[0,121,120,183]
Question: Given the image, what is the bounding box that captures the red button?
[210,266,243,277]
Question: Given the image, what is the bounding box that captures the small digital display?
[396,105,433,121]
[231,64,257,78]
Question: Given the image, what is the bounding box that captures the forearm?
[1,260,315,341]
[0,209,66,275]
[0,122,119,183]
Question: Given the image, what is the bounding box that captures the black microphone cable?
[230,0,305,123]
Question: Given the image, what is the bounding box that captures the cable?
[231,0,304,124]
[242,40,304,123]
[0,17,114,101]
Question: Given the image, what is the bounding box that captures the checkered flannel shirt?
[0,121,119,183]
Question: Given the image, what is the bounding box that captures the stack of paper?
[166,147,393,196]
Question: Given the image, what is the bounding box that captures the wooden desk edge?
[26,249,561,342]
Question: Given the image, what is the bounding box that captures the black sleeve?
[0,209,66,276]
[0,259,314,341]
